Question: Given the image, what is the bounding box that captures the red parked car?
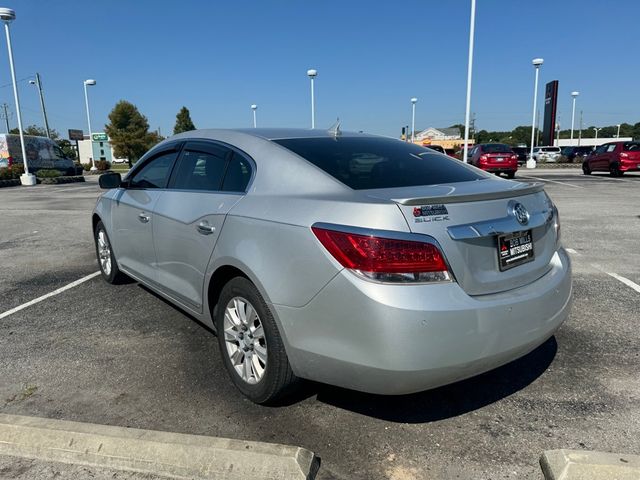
[583,141,640,176]
[468,143,518,178]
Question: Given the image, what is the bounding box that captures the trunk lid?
[364,178,558,296]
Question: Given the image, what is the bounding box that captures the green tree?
[10,124,59,139]
[104,100,157,167]
[173,106,196,134]
[56,139,77,160]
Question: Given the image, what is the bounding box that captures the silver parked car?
[93,128,572,404]
[532,146,562,163]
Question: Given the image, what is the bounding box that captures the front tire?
[94,221,126,284]
[216,277,298,404]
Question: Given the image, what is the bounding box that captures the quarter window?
[222,153,252,192]
[606,144,617,153]
[171,143,230,191]
[129,151,178,189]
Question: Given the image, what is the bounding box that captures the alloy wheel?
[223,296,268,384]
[97,229,112,276]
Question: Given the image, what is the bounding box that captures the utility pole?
[0,103,10,132]
[31,73,50,138]
[578,110,583,146]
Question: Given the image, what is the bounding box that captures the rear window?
[482,144,512,153]
[542,147,560,152]
[623,142,640,151]
[273,137,485,190]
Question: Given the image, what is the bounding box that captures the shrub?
[82,163,92,171]
[95,160,111,171]
[0,164,25,179]
[36,169,60,178]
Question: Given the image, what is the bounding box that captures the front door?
[153,142,252,311]
[111,148,180,284]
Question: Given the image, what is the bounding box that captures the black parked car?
[511,147,528,166]
[561,146,593,163]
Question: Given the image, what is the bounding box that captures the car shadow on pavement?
[313,336,557,423]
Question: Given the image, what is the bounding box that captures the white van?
[0,134,81,175]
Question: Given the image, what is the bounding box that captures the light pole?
[616,123,621,138]
[83,79,97,170]
[307,69,317,129]
[0,7,34,185]
[556,122,560,147]
[462,0,476,163]
[528,58,543,169]
[593,127,601,140]
[410,97,417,143]
[28,73,50,139]
[570,91,579,146]
[251,104,257,128]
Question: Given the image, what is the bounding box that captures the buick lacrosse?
[93,128,572,404]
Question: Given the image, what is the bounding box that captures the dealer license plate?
[498,230,534,271]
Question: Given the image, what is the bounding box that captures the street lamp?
[83,79,97,170]
[307,69,317,129]
[527,58,544,169]
[593,127,601,140]
[462,0,476,163]
[616,123,621,138]
[251,104,257,128]
[410,97,418,143]
[29,73,50,138]
[570,91,579,146]
[555,122,561,147]
[0,7,34,185]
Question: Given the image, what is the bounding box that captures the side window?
[171,143,230,191]
[606,144,617,153]
[129,151,178,189]
[222,153,253,192]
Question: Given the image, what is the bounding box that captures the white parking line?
[605,272,640,294]
[0,272,101,320]
[520,175,584,188]
[565,248,579,255]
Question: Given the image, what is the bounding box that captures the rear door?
[152,141,253,311]
[111,147,180,284]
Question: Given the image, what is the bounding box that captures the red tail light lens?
[510,154,517,161]
[312,226,450,283]
[479,154,488,163]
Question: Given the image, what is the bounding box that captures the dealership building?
[76,132,116,165]
[412,127,475,150]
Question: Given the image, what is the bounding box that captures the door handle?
[138,212,150,223]
[196,222,216,235]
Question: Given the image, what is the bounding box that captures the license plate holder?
[498,230,534,271]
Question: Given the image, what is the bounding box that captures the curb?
[38,175,86,185]
[0,414,319,480]
[0,178,20,188]
[541,449,640,479]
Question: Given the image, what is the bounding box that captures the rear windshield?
[481,144,512,153]
[542,147,560,152]
[273,137,485,190]
[623,142,640,151]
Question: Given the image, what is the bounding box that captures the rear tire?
[609,163,624,177]
[506,171,516,179]
[582,161,591,175]
[94,221,127,284]
[215,277,298,404]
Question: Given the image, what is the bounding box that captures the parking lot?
[0,170,639,479]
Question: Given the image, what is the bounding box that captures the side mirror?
[98,172,122,189]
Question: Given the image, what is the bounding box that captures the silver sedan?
[93,128,572,404]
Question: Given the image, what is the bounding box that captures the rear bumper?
[620,161,640,172]
[275,248,572,395]
[480,165,517,172]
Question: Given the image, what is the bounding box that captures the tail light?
[510,154,518,161]
[312,226,451,283]
[620,152,628,158]
[479,154,488,163]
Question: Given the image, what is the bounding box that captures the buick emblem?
[512,202,530,225]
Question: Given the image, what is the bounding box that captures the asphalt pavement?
[0,170,639,479]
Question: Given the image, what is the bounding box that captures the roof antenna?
[328,118,341,137]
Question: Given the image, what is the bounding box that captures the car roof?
[169,128,375,142]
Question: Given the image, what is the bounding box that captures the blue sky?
[2,0,639,139]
